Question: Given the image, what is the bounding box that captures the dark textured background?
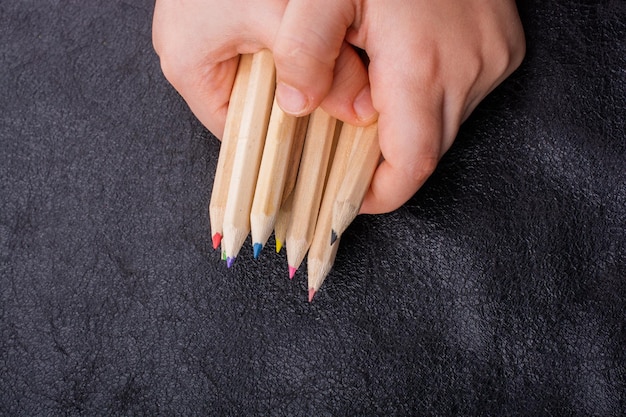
[1,0,625,415]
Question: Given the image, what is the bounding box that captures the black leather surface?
[1,1,624,415]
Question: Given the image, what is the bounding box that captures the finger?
[273,0,355,116]
[174,57,240,139]
[359,65,444,214]
[157,50,238,138]
[153,0,286,138]
[319,43,377,125]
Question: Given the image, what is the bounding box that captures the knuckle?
[510,32,527,70]
[488,35,522,78]
[273,33,335,77]
[454,52,484,88]
[407,153,439,184]
[406,40,441,84]
[467,53,484,85]
[157,49,194,91]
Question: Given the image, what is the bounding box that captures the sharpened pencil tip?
[330,230,338,245]
[226,257,235,268]
[275,239,283,253]
[288,266,297,279]
[212,233,222,250]
[308,288,316,303]
[253,243,262,259]
[221,250,226,261]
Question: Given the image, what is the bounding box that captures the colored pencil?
[208,54,253,250]
[307,123,360,301]
[273,115,308,254]
[331,121,380,243]
[285,108,338,278]
[281,115,309,205]
[250,97,298,258]
[221,49,276,266]
[273,190,293,254]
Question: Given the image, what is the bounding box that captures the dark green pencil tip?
[330,230,338,245]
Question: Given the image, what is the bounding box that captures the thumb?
[273,0,356,116]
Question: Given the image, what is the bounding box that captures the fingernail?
[276,83,308,115]
[353,85,377,122]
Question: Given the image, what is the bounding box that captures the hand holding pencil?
[153,0,525,214]
[153,0,526,297]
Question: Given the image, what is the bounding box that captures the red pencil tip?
[212,233,222,250]
[308,288,316,303]
[288,266,297,280]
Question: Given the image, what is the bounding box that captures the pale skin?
[152,0,525,214]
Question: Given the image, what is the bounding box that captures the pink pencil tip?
[212,233,222,250]
[288,266,297,280]
[308,288,316,303]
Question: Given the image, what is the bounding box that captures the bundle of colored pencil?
[209,50,380,301]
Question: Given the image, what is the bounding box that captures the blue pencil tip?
[253,243,263,259]
[226,257,235,268]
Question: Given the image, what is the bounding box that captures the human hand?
[271,0,526,213]
[152,0,375,139]
[153,0,525,214]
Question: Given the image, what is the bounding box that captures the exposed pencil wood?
[281,115,309,205]
[272,116,308,255]
[331,121,380,241]
[307,244,340,301]
[208,54,253,250]
[273,191,293,253]
[307,123,360,296]
[221,49,276,265]
[285,108,338,274]
[250,97,299,255]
